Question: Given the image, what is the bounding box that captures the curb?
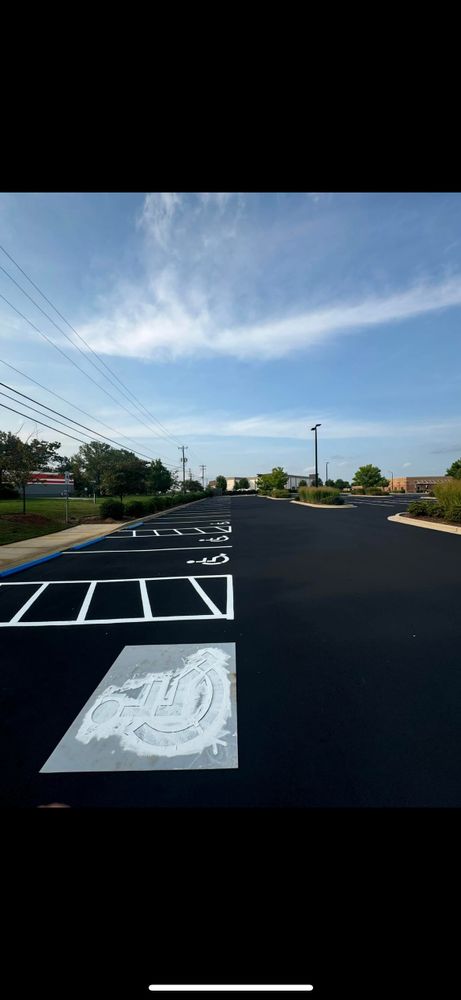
[0,497,213,576]
[388,513,461,535]
[291,500,356,509]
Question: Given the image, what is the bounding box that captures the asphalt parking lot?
[1,493,460,807]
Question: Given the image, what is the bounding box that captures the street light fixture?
[310,424,321,487]
[387,470,394,493]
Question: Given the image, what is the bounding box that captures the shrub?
[125,501,146,517]
[270,489,291,498]
[366,488,386,495]
[434,480,461,519]
[0,485,19,499]
[100,500,125,519]
[351,487,365,494]
[298,486,342,505]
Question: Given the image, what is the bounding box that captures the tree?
[27,438,62,471]
[446,458,461,479]
[3,436,38,513]
[256,473,274,493]
[100,452,148,502]
[147,459,172,494]
[334,479,350,490]
[298,479,307,487]
[352,465,389,490]
[184,479,202,492]
[270,467,288,490]
[216,475,227,492]
[236,477,250,490]
[325,479,336,487]
[74,441,115,495]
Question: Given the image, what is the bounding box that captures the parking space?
[2,491,461,807]
[0,495,238,794]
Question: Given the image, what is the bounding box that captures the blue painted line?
[70,534,108,550]
[0,551,62,578]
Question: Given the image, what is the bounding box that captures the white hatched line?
[139,579,152,618]
[77,581,97,622]
[10,582,48,623]
[189,578,222,616]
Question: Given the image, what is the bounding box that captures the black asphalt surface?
[1,493,461,807]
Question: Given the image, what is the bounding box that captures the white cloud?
[137,193,182,249]
[403,461,412,467]
[98,411,461,443]
[78,274,461,363]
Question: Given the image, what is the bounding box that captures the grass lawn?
[0,494,188,545]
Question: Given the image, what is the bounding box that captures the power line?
[0,244,183,449]
[0,356,178,467]
[0,401,91,447]
[0,381,173,463]
[0,292,180,465]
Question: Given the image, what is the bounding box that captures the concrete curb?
[291,500,356,509]
[388,513,461,535]
[0,497,212,575]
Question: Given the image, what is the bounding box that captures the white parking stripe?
[65,546,233,554]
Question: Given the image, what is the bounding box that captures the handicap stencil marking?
[186,553,230,566]
[40,643,238,772]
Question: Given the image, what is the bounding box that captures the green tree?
[185,478,202,492]
[256,473,274,493]
[270,467,288,490]
[352,465,389,490]
[147,459,172,494]
[74,441,115,495]
[3,436,38,513]
[446,458,461,479]
[325,479,336,487]
[334,479,350,490]
[100,452,148,502]
[216,475,227,492]
[298,479,307,487]
[237,477,250,490]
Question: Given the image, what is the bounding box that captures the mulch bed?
[0,513,51,524]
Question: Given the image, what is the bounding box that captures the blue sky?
[0,191,461,482]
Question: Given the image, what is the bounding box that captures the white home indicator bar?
[148,988,313,993]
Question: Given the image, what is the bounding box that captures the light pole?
[325,461,329,485]
[387,470,394,493]
[311,424,321,487]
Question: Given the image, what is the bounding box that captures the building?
[224,477,257,491]
[258,473,315,489]
[24,472,74,498]
[388,475,452,493]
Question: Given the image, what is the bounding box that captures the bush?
[407,501,443,518]
[434,480,461,519]
[125,501,146,517]
[0,485,19,499]
[366,488,386,495]
[271,489,291,498]
[298,486,343,505]
[100,500,125,519]
[351,487,365,495]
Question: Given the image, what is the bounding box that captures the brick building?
[389,475,452,493]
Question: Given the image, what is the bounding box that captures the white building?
[257,473,315,489]
[225,476,257,491]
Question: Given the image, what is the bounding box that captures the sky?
[0,190,461,483]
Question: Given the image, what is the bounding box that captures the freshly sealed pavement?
[1,493,460,807]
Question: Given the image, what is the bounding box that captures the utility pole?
[200,465,206,489]
[178,445,188,491]
[325,461,329,484]
[310,424,321,487]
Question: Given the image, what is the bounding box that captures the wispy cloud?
[78,273,461,363]
[137,193,182,249]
